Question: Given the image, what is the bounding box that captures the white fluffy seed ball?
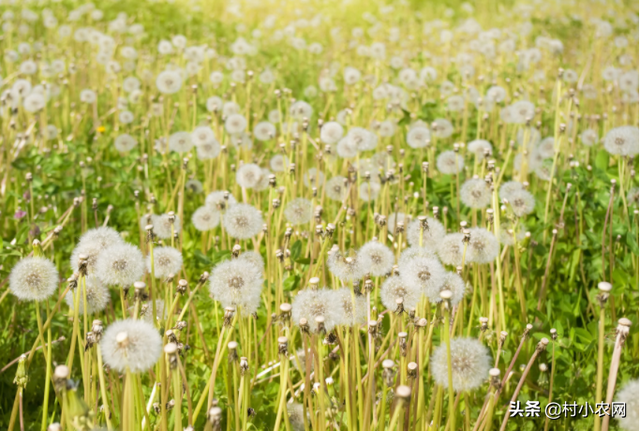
[616,379,639,431]
[425,271,466,306]
[223,203,263,239]
[380,274,421,312]
[64,275,110,315]
[466,227,499,264]
[405,217,446,251]
[148,246,183,279]
[357,240,394,276]
[95,243,145,287]
[100,318,162,373]
[236,163,263,189]
[320,121,344,144]
[431,337,491,392]
[192,206,221,231]
[460,178,492,209]
[284,198,313,225]
[9,257,59,302]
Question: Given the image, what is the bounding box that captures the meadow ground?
[0,0,638,430]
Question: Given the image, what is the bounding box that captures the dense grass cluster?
[0,0,638,430]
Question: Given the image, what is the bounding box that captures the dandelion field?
[0,0,638,430]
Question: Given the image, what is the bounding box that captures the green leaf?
[283,274,300,292]
[398,109,412,126]
[193,249,212,266]
[594,150,609,172]
[291,240,303,262]
[210,249,231,266]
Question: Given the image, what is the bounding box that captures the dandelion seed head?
[467,139,492,159]
[80,89,97,103]
[238,251,265,269]
[425,271,465,306]
[253,121,276,141]
[618,70,639,93]
[535,160,554,181]
[325,176,349,201]
[343,66,361,85]
[65,275,110,315]
[195,138,221,160]
[508,189,535,217]
[168,131,194,153]
[627,188,639,206]
[431,337,491,392]
[436,150,464,175]
[100,318,162,373]
[486,85,506,103]
[253,168,271,191]
[23,93,46,113]
[399,255,446,293]
[357,240,394,276]
[155,70,182,94]
[269,154,288,172]
[118,110,134,124]
[406,217,445,251]
[337,136,359,158]
[359,180,381,201]
[114,133,138,152]
[431,118,454,139]
[192,206,221,231]
[225,113,248,135]
[320,121,344,144]
[460,178,492,209]
[205,190,238,210]
[223,101,241,117]
[290,100,313,120]
[303,168,326,187]
[386,212,408,232]
[466,227,499,264]
[95,243,145,287]
[223,203,263,239]
[536,137,555,159]
[437,233,465,266]
[287,403,307,431]
[406,126,431,149]
[506,100,535,124]
[191,126,216,147]
[209,259,263,315]
[347,127,378,151]
[398,246,438,267]
[236,163,263,189]
[71,241,104,275]
[378,120,396,138]
[10,257,59,302]
[152,213,182,239]
[615,379,639,431]
[333,287,368,326]
[133,299,166,323]
[498,225,526,246]
[148,246,182,278]
[603,126,639,157]
[580,129,598,147]
[602,66,620,81]
[328,248,366,281]
[292,288,340,332]
[293,348,313,372]
[371,152,396,171]
[284,198,313,225]
[380,274,421,312]
[206,96,223,112]
[498,181,524,202]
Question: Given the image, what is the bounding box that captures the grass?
[0,0,638,430]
